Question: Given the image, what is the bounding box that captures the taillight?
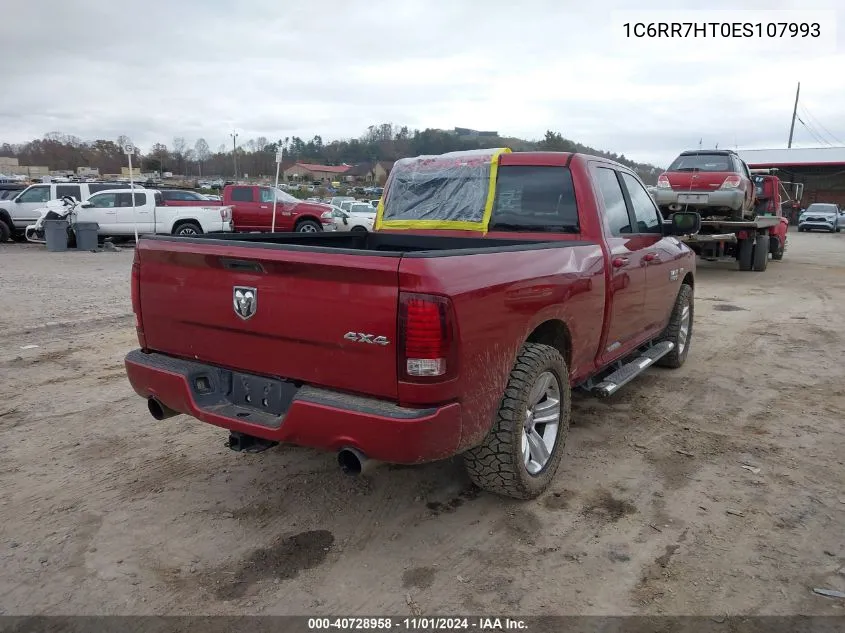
[220,207,232,221]
[131,248,146,348]
[657,174,671,188]
[720,175,742,189]
[320,211,333,224]
[399,293,456,380]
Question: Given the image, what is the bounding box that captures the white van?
[0,181,139,236]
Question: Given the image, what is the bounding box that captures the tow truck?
[666,170,803,272]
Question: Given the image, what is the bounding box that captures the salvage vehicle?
[668,171,799,271]
[124,148,700,500]
[653,149,756,221]
[798,203,844,233]
[73,189,233,237]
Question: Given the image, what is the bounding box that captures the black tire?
[737,237,754,271]
[350,226,368,233]
[11,231,27,243]
[835,227,841,233]
[295,220,321,233]
[657,283,694,369]
[0,220,10,243]
[772,238,785,261]
[753,234,769,271]
[463,342,571,500]
[173,221,202,236]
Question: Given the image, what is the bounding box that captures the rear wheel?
[771,238,785,261]
[350,226,368,233]
[0,220,10,243]
[295,220,321,233]
[737,237,754,271]
[753,234,769,271]
[463,342,571,500]
[173,222,202,236]
[657,283,693,369]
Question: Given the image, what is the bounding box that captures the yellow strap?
[375,148,511,232]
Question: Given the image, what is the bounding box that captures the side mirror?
[668,211,701,236]
[342,216,348,226]
[80,201,93,209]
[14,197,21,203]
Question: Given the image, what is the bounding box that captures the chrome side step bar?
[592,341,675,398]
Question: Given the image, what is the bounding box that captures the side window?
[18,186,51,203]
[595,168,631,236]
[116,192,147,206]
[56,185,82,201]
[621,173,663,234]
[260,188,275,203]
[88,193,117,208]
[230,187,253,202]
[154,192,164,206]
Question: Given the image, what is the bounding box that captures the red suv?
[653,150,756,220]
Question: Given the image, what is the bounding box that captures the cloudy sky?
[0,0,842,165]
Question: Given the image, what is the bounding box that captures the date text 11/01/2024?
[307,618,528,630]
[622,22,820,38]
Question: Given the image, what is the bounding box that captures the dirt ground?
[1,229,844,617]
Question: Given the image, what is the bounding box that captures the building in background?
[284,162,350,183]
[77,166,100,178]
[737,147,845,208]
[452,127,499,141]
[0,156,50,178]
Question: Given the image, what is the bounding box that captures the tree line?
[0,126,661,184]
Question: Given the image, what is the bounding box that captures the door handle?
[612,256,629,268]
[260,205,270,209]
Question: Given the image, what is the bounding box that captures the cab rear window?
[490,166,579,232]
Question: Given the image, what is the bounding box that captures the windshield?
[806,204,838,214]
[668,154,733,172]
[275,188,298,203]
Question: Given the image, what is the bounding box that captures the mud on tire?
[463,342,571,500]
[657,283,693,369]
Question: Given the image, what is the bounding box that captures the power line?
[800,103,845,146]
[798,105,835,145]
[796,116,831,146]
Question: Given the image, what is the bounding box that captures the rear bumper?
[653,188,744,210]
[124,350,462,464]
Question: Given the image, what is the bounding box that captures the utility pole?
[230,131,239,180]
[788,82,800,148]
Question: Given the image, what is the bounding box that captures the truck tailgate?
[137,238,401,399]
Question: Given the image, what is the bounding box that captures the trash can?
[43,219,69,252]
[74,222,99,251]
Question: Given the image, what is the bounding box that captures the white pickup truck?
[77,189,232,236]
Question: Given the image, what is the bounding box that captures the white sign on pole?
[126,146,138,243]
[271,147,284,233]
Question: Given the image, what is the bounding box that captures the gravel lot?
[1,230,844,616]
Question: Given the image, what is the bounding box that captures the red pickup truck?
[124,150,700,499]
[221,185,333,233]
[158,185,334,232]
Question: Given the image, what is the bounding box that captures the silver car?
[798,203,843,233]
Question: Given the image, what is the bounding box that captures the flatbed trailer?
[679,215,785,272]
[667,171,800,273]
